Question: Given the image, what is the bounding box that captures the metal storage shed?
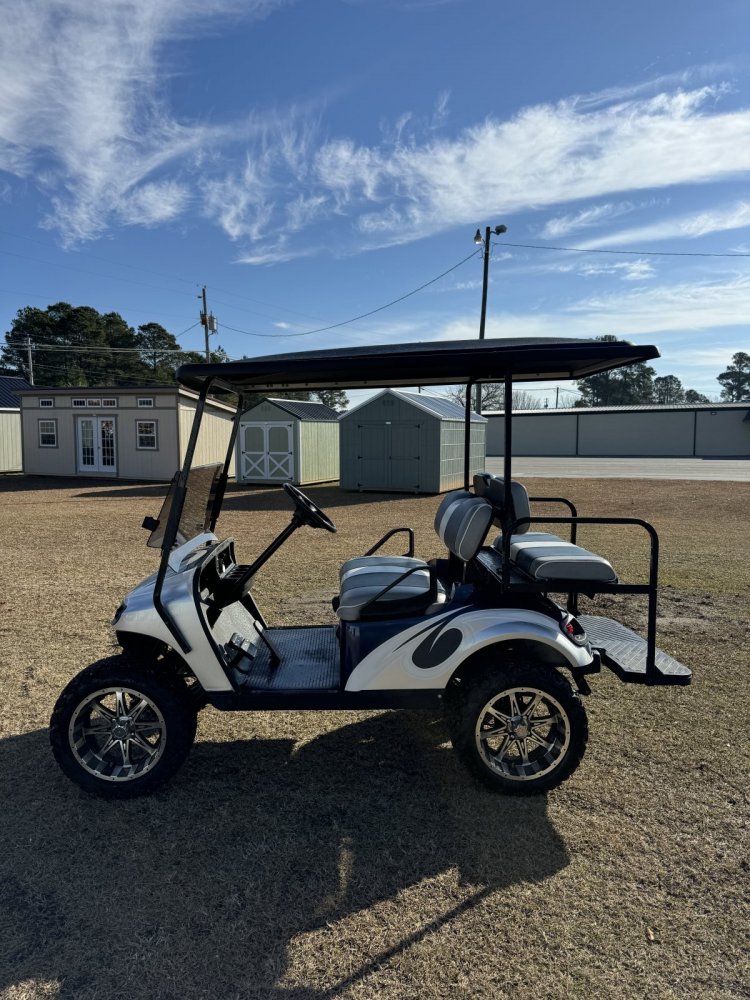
[339,388,486,494]
[0,376,30,473]
[237,397,339,485]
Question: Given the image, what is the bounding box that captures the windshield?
[146,463,223,550]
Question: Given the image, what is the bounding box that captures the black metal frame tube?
[153,379,212,653]
[500,514,660,683]
[210,391,244,531]
[464,379,475,490]
[503,372,512,493]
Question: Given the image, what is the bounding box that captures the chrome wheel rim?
[68,687,167,782]
[474,686,571,782]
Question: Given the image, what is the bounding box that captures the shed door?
[389,422,421,490]
[357,423,388,487]
[77,416,117,474]
[356,421,421,490]
[239,421,294,481]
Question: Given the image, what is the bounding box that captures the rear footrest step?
[578,615,692,686]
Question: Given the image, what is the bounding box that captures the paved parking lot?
[486,456,750,480]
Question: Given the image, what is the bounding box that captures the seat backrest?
[434,490,493,562]
[473,473,531,534]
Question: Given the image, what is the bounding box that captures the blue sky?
[1,0,749,404]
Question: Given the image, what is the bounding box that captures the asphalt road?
[485,456,750,481]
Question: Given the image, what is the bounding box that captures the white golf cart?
[50,337,691,798]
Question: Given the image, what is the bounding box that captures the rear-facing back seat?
[474,473,617,585]
[336,490,493,621]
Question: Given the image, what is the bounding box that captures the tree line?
[574,336,749,406]
[0,302,347,410]
[2,304,745,409]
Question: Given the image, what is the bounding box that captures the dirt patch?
[0,474,748,1000]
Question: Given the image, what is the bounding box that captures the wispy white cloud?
[4,7,750,267]
[548,257,656,282]
[0,0,289,243]
[220,81,750,261]
[541,201,639,239]
[430,272,750,343]
[576,200,750,248]
[316,86,750,247]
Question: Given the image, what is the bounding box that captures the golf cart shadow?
[1,712,568,999]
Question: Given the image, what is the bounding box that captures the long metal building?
[485,402,750,457]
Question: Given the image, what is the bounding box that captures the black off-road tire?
[446,662,588,795]
[50,654,198,799]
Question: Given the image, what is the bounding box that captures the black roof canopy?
[177,337,660,394]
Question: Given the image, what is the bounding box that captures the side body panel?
[345,606,593,692]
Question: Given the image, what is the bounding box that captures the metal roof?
[177,337,661,393]
[262,398,339,421]
[0,375,31,409]
[484,402,749,416]
[397,391,486,422]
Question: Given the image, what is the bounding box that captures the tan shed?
[237,397,339,485]
[18,385,235,480]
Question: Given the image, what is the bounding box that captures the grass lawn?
[0,474,748,1000]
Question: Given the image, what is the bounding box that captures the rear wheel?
[50,655,197,798]
[446,663,588,795]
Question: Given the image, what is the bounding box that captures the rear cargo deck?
[580,615,692,685]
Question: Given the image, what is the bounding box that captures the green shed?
[237,397,339,485]
[339,389,486,494]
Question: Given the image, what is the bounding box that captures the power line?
[494,240,750,258]
[221,249,483,339]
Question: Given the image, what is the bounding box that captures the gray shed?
[237,397,339,485]
[339,389,486,494]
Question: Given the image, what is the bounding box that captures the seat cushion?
[492,532,564,556]
[339,554,424,583]
[510,537,617,583]
[337,560,445,621]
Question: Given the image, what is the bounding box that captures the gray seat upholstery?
[477,473,618,585]
[501,535,617,583]
[338,554,423,582]
[335,490,492,622]
[337,564,447,621]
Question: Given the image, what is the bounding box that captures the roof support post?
[210,392,243,531]
[153,379,212,653]
[464,379,475,490]
[504,372,513,494]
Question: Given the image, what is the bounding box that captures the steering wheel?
[283,482,337,533]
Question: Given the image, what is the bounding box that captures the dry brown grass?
[0,474,748,1000]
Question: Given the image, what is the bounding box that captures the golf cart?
[50,337,691,798]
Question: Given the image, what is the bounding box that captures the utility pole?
[473,223,507,415]
[199,286,217,363]
[13,335,33,384]
[555,386,559,409]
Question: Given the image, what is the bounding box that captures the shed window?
[39,398,54,408]
[86,398,101,407]
[39,419,57,447]
[137,397,154,408]
[72,399,86,408]
[136,419,158,450]
[102,398,117,408]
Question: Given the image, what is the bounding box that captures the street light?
[473,223,507,414]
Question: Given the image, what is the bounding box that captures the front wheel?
[446,663,588,795]
[50,655,197,798]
